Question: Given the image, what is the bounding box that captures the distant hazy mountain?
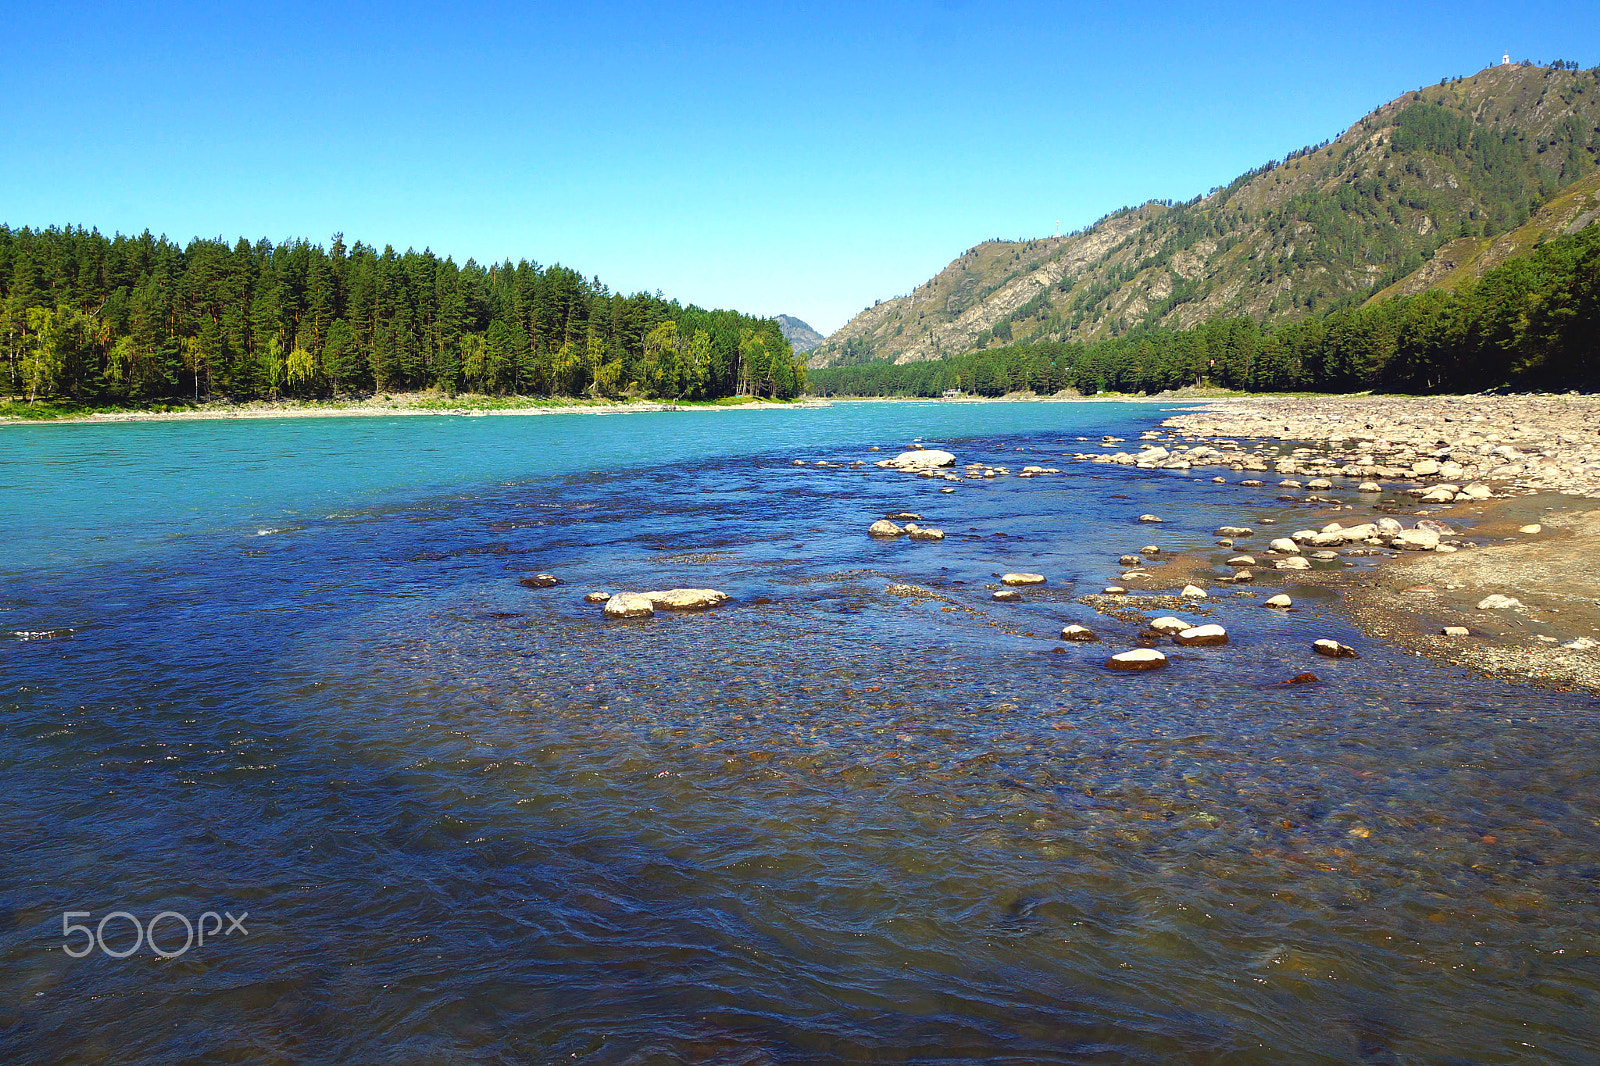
[775,315,826,353]
[809,62,1600,368]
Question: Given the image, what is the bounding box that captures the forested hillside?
[807,220,1600,396]
[0,228,806,405]
[810,61,1600,369]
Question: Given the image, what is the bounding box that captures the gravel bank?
[1099,394,1600,693]
[1154,393,1600,497]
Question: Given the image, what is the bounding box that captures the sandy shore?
[0,394,833,426]
[1124,394,1600,692]
[1,387,1211,426]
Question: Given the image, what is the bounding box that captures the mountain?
[809,62,1600,369]
[1373,166,1600,300]
[775,314,826,353]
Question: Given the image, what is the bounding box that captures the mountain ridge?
[810,62,1600,369]
[775,314,826,353]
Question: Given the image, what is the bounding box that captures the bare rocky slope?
[810,63,1600,369]
[775,314,826,353]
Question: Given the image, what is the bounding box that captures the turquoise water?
[2,402,1597,1064]
[0,403,1154,574]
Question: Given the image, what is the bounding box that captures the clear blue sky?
[5,1,1597,333]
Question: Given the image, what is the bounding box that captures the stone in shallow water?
[1059,624,1098,642]
[1138,514,1163,523]
[604,593,655,619]
[1175,624,1228,646]
[1265,594,1292,608]
[583,591,610,603]
[868,520,904,537]
[644,589,730,610]
[1313,638,1359,659]
[1107,648,1168,671]
[1001,573,1046,586]
[992,588,1022,602]
[1395,529,1440,551]
[1148,616,1191,635]
[520,574,561,589]
[1180,584,1207,599]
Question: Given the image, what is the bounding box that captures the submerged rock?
[519,574,561,589]
[1107,648,1168,671]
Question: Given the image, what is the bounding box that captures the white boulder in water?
[1107,648,1168,671]
[1174,624,1228,646]
[875,449,956,471]
[604,593,656,619]
[643,589,730,610]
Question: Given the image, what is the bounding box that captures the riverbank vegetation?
[0,226,807,406]
[808,221,1600,397]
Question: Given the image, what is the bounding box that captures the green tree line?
[809,221,1600,397]
[0,226,806,404]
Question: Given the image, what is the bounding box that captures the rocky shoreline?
[1132,394,1600,693]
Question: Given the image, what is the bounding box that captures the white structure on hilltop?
[1502,52,1511,65]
